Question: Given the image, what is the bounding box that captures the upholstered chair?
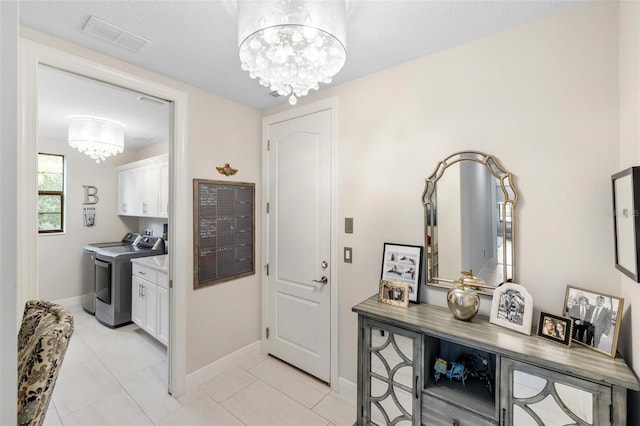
[17,300,74,426]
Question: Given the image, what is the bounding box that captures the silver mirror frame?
[423,151,519,295]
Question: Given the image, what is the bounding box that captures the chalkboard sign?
[193,179,255,289]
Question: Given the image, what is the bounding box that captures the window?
[38,153,65,233]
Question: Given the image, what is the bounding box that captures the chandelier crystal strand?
[68,117,125,163]
[238,0,346,105]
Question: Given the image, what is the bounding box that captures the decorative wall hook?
[216,163,238,176]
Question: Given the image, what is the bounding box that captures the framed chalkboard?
[193,179,255,289]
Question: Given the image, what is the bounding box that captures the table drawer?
[422,395,497,426]
[132,263,158,283]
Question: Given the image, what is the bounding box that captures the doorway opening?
[20,39,189,397]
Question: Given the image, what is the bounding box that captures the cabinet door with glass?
[358,317,423,426]
[500,358,612,426]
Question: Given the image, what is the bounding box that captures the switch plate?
[345,217,353,234]
[344,247,352,263]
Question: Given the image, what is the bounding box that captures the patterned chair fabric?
[17,300,74,426]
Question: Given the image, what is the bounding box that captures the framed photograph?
[612,167,640,282]
[563,286,624,357]
[489,283,533,335]
[537,312,573,347]
[378,280,410,308]
[381,243,423,303]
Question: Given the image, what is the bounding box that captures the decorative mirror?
[423,151,518,295]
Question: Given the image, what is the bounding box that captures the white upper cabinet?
[118,154,168,218]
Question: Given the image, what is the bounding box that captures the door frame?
[261,98,340,390]
[18,39,189,395]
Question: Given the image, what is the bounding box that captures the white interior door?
[267,109,331,382]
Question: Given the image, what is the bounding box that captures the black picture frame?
[381,243,423,303]
[612,167,640,282]
[537,312,573,347]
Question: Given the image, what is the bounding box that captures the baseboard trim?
[51,295,82,307]
[185,340,261,390]
[338,376,357,401]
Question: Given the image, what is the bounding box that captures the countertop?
[130,254,168,273]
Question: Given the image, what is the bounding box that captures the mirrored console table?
[353,296,639,425]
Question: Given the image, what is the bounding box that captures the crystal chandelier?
[238,0,347,105]
[68,117,124,163]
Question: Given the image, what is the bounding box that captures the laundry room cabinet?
[118,154,168,218]
[131,255,169,345]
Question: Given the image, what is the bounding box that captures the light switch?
[345,217,353,234]
[344,247,352,263]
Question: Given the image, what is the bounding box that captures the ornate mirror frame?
[423,151,519,295]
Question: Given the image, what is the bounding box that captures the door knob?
[312,276,328,285]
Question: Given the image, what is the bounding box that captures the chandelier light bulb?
[238,0,346,105]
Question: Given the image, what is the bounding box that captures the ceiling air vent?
[82,16,151,53]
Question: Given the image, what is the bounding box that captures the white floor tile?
[54,306,357,426]
[52,358,123,417]
[60,391,153,426]
[95,330,166,378]
[155,395,244,426]
[60,334,96,370]
[222,380,329,426]
[119,361,182,423]
[313,391,357,426]
[249,356,330,408]
[237,352,269,371]
[43,403,62,426]
[200,366,257,402]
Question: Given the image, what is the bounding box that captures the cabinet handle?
[138,284,142,297]
[142,285,145,297]
[138,271,146,275]
[414,375,419,399]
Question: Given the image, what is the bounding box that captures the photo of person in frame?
[564,286,623,357]
[568,295,591,344]
[542,317,557,338]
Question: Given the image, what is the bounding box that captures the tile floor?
[44,305,356,426]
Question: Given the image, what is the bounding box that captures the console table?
[353,295,639,425]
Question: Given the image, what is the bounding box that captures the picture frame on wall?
[612,167,640,282]
[489,283,533,335]
[537,312,573,347]
[377,280,410,308]
[381,243,423,303]
[563,285,624,358]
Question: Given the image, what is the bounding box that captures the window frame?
[37,152,65,234]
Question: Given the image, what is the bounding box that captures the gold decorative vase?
[447,270,483,321]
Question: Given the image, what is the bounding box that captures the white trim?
[51,296,82,307]
[19,39,189,396]
[261,97,340,390]
[185,340,261,390]
[338,376,357,401]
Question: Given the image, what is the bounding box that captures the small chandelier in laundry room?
[238,0,347,106]
[68,116,124,163]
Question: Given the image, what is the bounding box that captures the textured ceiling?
[21,0,581,146]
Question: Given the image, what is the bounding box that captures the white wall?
[266,1,621,385]
[618,0,640,421]
[0,1,18,423]
[37,136,139,301]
